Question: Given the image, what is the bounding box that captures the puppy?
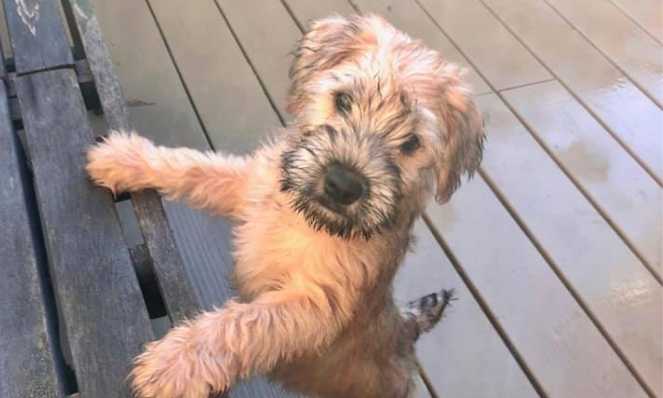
[86,14,484,398]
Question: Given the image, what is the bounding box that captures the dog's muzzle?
[323,162,367,206]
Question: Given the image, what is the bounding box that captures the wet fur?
[86,14,484,398]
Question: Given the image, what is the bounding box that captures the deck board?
[502,80,662,279]
[415,0,552,91]
[16,68,154,398]
[90,0,206,150]
[2,0,73,73]
[425,174,647,398]
[544,0,663,106]
[283,0,356,25]
[396,220,537,398]
[477,92,662,396]
[480,0,663,184]
[0,72,63,398]
[609,0,663,44]
[215,0,300,118]
[147,0,279,154]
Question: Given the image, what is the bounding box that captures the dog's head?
[280,15,484,239]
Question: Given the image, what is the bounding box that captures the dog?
[86,14,484,398]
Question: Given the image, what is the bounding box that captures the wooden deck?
[0,0,660,397]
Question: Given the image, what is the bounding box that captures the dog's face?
[281,15,484,239]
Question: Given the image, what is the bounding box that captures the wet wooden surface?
[91,0,661,397]
[481,0,663,185]
[1,0,658,397]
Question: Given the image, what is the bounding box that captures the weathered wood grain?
[66,0,199,323]
[2,0,73,73]
[15,69,154,398]
[0,70,63,398]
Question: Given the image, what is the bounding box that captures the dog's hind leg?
[86,131,250,218]
[401,289,456,341]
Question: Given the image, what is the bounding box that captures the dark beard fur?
[279,135,402,240]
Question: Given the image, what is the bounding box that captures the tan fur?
[86,14,483,398]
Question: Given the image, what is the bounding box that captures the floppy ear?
[287,15,377,115]
[432,76,485,204]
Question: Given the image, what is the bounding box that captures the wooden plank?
[609,0,663,44]
[395,220,537,398]
[544,0,663,106]
[15,69,154,398]
[89,0,206,150]
[146,0,279,154]
[283,0,356,25]
[89,1,295,396]
[415,0,552,91]
[214,0,301,118]
[349,0,492,94]
[425,174,648,398]
[2,0,73,73]
[0,2,12,58]
[0,74,63,398]
[477,93,662,396]
[481,0,663,184]
[66,0,198,323]
[502,80,662,279]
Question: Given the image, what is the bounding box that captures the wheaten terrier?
[86,14,484,398]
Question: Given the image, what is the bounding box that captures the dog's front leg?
[86,131,249,218]
[130,289,345,398]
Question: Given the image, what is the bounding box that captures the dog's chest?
[232,206,336,297]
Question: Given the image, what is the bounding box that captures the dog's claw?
[405,288,456,337]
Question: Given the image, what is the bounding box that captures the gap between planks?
[142,0,213,149]
[212,0,286,127]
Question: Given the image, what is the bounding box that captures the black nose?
[324,163,366,206]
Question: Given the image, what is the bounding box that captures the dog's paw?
[86,131,154,195]
[130,330,230,398]
[405,289,456,336]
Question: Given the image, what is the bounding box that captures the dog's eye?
[400,134,421,155]
[335,92,353,113]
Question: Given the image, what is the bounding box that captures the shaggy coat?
[86,14,483,398]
